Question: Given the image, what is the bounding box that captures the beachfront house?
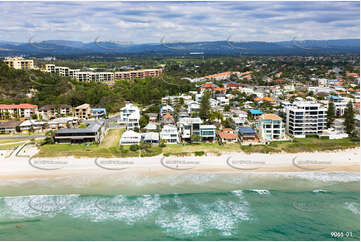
[238,127,257,143]
[54,120,105,144]
[141,132,160,144]
[120,130,141,145]
[118,102,140,130]
[160,125,179,144]
[257,114,286,141]
[217,128,238,143]
[200,125,217,142]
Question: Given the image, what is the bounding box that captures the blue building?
[91,108,106,118]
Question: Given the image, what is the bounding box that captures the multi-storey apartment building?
[38,104,72,120]
[285,101,327,138]
[4,57,34,70]
[0,104,38,119]
[118,102,140,130]
[45,64,159,82]
[329,96,348,117]
[114,69,162,80]
[257,114,286,141]
[74,103,91,120]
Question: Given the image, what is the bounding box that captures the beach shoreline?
[0,148,359,181]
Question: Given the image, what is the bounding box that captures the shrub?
[129,144,139,151]
[194,151,205,156]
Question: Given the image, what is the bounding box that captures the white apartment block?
[285,101,327,138]
[257,114,286,141]
[160,125,179,144]
[118,102,140,130]
[44,64,161,83]
[114,69,163,80]
[4,57,34,70]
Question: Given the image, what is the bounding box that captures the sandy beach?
[0,148,359,181]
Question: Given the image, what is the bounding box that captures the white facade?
[160,125,179,144]
[257,114,286,141]
[118,102,140,130]
[285,101,327,138]
[120,130,141,145]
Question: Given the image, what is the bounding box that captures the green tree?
[199,91,211,121]
[343,101,355,135]
[190,134,202,144]
[139,115,149,128]
[327,102,335,128]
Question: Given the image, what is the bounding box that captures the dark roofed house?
[0,120,22,133]
[238,127,257,143]
[55,120,105,144]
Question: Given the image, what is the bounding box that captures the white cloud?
[0,1,358,43]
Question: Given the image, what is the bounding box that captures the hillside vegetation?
[0,62,194,112]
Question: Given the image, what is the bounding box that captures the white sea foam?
[344,202,360,215]
[312,189,328,193]
[249,189,271,195]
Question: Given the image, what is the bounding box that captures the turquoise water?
[0,172,359,240]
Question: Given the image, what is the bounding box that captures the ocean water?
[0,172,359,241]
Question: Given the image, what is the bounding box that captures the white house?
[160,105,174,117]
[120,130,141,145]
[118,102,140,130]
[160,125,179,144]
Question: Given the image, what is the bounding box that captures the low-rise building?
[120,130,141,145]
[19,120,46,133]
[200,125,217,142]
[74,103,91,120]
[55,120,105,144]
[141,132,160,143]
[160,125,179,144]
[0,120,22,133]
[238,127,257,143]
[217,128,238,143]
[0,104,38,119]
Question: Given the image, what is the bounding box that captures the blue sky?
[0,1,359,43]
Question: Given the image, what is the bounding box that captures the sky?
[0,1,359,44]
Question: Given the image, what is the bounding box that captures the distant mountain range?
[0,39,359,56]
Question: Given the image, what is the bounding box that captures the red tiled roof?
[201,83,214,88]
[217,131,238,140]
[0,103,37,109]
